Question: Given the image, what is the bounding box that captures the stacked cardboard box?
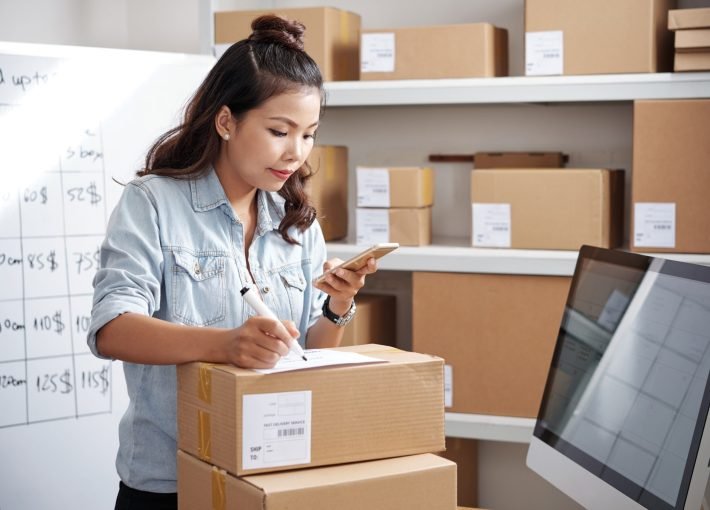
[340,293,396,347]
[305,146,348,241]
[356,167,434,246]
[669,8,710,71]
[360,23,508,80]
[177,344,455,509]
[525,0,676,75]
[470,168,624,250]
[631,100,710,253]
[213,7,361,81]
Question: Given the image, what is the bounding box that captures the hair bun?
[249,14,306,51]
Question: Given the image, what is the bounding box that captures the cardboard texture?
[306,146,348,241]
[361,23,508,80]
[358,167,435,208]
[632,100,710,252]
[525,0,676,74]
[474,152,565,169]
[341,294,397,347]
[214,7,361,81]
[440,437,478,508]
[177,344,444,476]
[674,51,710,71]
[412,272,570,417]
[470,168,624,250]
[675,28,710,49]
[669,7,710,29]
[177,451,457,510]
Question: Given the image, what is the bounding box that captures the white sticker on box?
[525,31,564,76]
[242,391,312,470]
[444,364,453,408]
[472,203,511,248]
[357,167,390,207]
[361,33,396,73]
[356,208,390,245]
[634,203,676,248]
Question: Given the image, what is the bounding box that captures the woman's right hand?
[224,317,299,369]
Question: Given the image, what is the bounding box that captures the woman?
[88,15,375,509]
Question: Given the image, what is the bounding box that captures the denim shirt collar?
[189,168,284,236]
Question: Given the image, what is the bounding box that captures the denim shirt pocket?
[278,266,307,323]
[171,250,226,326]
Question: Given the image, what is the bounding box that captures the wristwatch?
[322,296,356,327]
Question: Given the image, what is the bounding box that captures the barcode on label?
[371,227,388,233]
[277,427,305,438]
[653,224,672,230]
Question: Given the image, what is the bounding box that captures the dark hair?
[139,14,324,244]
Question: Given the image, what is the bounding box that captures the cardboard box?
[525,0,676,75]
[177,344,444,476]
[360,23,508,80]
[214,7,360,81]
[674,28,710,50]
[306,146,348,241]
[669,7,710,30]
[474,152,565,169]
[178,451,457,510]
[412,272,570,417]
[674,51,710,71]
[632,100,710,253]
[357,167,434,208]
[470,168,624,250]
[341,294,396,347]
[440,437,478,508]
[356,207,432,247]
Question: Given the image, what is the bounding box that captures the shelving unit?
[445,413,535,444]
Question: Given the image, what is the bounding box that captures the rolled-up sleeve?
[88,181,164,359]
[306,220,328,331]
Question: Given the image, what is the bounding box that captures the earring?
[222,133,230,141]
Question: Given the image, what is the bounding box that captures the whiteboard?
[0,41,214,509]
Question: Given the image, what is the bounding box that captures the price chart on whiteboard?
[0,54,112,428]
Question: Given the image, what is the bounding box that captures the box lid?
[669,8,710,30]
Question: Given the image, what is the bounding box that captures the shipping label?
[356,208,390,245]
[634,203,676,248]
[526,31,564,76]
[357,167,390,207]
[361,33,396,73]
[472,203,512,248]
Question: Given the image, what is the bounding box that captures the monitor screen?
[534,246,710,510]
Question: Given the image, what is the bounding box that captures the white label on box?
[361,33,395,73]
[634,203,676,248]
[444,364,453,408]
[357,167,390,207]
[472,203,511,247]
[525,31,564,76]
[356,208,390,245]
[242,391,312,470]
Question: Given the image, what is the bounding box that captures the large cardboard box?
[177,451,457,510]
[669,7,710,29]
[474,152,565,169]
[674,29,710,50]
[214,7,360,81]
[440,437,478,508]
[177,344,444,476]
[412,272,570,417]
[356,167,434,208]
[360,23,508,80]
[306,146,348,241]
[356,207,432,247]
[674,51,710,71]
[525,0,676,75]
[632,100,710,253]
[341,294,396,347]
[470,168,624,250]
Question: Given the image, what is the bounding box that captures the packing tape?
[198,409,211,461]
[211,467,226,510]
[198,363,213,404]
[325,146,336,181]
[339,10,351,45]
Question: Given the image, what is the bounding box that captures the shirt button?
[262,287,270,294]
[193,263,201,275]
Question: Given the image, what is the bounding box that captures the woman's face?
[215,87,321,195]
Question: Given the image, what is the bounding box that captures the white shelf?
[325,239,710,276]
[324,72,710,106]
[445,413,536,443]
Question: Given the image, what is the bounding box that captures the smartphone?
[313,243,399,285]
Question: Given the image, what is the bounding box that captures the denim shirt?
[88,169,327,493]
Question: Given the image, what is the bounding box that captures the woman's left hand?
[313,257,377,314]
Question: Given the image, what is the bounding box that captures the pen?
[240,286,308,361]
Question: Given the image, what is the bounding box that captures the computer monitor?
[527,245,710,510]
